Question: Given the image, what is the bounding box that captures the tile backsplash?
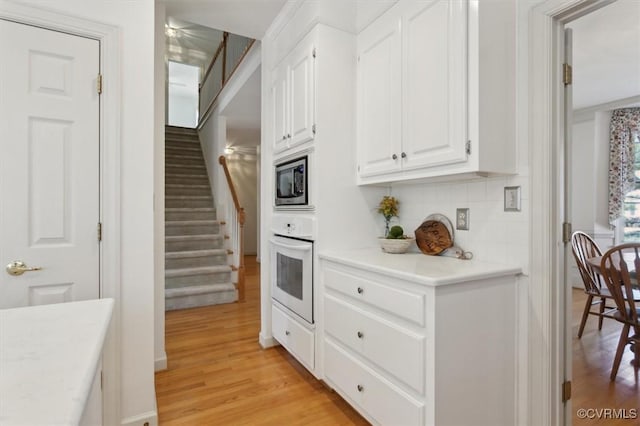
[386,174,530,274]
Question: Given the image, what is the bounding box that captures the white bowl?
[378,237,413,254]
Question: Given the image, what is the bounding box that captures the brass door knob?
[6,261,42,276]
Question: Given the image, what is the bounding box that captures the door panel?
[357,7,402,177]
[402,0,468,170]
[0,20,100,308]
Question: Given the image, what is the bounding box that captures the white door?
[271,63,289,154]
[357,5,402,178]
[562,27,574,424]
[288,35,315,148]
[401,0,468,171]
[0,20,100,308]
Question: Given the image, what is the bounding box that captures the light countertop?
[319,249,522,286]
[0,298,114,425]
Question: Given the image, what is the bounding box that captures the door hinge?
[465,140,471,155]
[98,222,103,242]
[562,222,572,244]
[312,124,316,135]
[97,74,103,94]
[312,47,316,59]
[562,380,572,402]
[563,63,572,85]
[101,371,104,390]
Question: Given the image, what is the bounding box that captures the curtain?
[608,108,640,224]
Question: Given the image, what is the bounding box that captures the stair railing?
[199,33,255,128]
[218,155,245,302]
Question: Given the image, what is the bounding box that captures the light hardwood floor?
[156,261,639,425]
[155,257,369,425]
[572,288,639,425]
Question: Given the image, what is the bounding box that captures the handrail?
[218,155,245,302]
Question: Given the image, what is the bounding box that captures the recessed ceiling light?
[165,26,178,38]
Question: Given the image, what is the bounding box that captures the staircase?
[164,126,237,310]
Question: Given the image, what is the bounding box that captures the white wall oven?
[270,235,313,324]
[275,156,308,206]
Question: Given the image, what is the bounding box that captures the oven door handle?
[270,238,312,252]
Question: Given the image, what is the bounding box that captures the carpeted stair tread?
[166,207,216,213]
[165,234,223,242]
[166,219,222,226]
[165,283,236,298]
[165,265,232,278]
[165,249,228,259]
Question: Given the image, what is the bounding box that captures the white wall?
[154,1,167,372]
[168,92,198,128]
[9,1,158,424]
[387,175,529,270]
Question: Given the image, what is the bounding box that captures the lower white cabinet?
[272,302,315,371]
[320,254,519,426]
[324,339,424,426]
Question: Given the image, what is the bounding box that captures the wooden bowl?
[414,218,453,255]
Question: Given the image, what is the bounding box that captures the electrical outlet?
[456,208,470,230]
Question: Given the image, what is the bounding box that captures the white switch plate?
[504,186,521,211]
[456,208,470,230]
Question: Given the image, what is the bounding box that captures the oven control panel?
[272,214,316,240]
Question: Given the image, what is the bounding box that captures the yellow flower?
[377,196,399,220]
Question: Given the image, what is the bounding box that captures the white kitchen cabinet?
[356,6,401,177]
[357,0,516,184]
[272,302,315,371]
[270,30,316,154]
[320,250,520,426]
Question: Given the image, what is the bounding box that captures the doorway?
[168,61,200,128]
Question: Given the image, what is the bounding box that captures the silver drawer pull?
[357,331,364,339]
[357,384,364,392]
[357,287,363,294]
[285,330,290,336]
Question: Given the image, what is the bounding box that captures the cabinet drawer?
[272,303,314,370]
[324,295,424,394]
[324,267,425,326]
[325,339,423,426]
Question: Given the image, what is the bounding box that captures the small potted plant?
[376,196,413,253]
[379,225,413,254]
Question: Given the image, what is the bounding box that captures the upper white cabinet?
[356,8,402,177]
[357,0,516,184]
[271,31,316,154]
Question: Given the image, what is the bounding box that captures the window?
[622,132,640,241]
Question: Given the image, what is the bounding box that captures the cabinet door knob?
[357,287,363,294]
[357,384,364,392]
[287,133,291,139]
[401,152,407,158]
[285,330,290,336]
[392,154,398,160]
[282,135,286,140]
[357,331,364,339]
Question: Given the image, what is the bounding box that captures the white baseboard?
[154,351,167,371]
[121,410,158,426]
[259,332,277,349]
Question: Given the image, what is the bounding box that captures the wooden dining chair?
[599,243,640,381]
[571,231,617,338]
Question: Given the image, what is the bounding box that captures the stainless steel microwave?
[275,156,307,206]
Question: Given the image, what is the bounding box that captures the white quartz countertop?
[319,249,522,286]
[0,298,114,426]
